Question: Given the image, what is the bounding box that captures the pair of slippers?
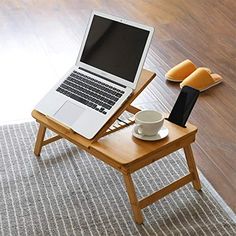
[165,59,223,92]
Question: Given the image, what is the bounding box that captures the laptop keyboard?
[56,71,125,115]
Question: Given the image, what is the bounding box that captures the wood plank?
[183,145,201,191]
[123,173,143,224]
[42,135,62,146]
[90,119,197,167]
[139,174,193,209]
[34,124,46,156]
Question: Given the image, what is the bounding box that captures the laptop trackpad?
[54,101,85,125]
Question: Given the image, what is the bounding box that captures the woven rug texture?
[0,122,236,236]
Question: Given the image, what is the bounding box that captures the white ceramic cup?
[135,110,164,136]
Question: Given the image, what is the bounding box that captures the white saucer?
[132,126,169,141]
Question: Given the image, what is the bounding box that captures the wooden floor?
[0,1,235,212]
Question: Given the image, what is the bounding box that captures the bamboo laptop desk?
[32,69,201,224]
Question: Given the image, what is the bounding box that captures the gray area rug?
[0,122,236,236]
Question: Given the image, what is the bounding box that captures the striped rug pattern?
[0,122,236,236]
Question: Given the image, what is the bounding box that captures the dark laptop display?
[81,15,150,82]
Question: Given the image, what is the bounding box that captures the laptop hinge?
[78,67,126,88]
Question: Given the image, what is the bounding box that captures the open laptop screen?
[80,15,150,83]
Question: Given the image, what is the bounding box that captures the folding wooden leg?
[123,173,143,224]
[34,123,46,156]
[184,145,202,191]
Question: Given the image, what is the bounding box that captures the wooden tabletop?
[32,67,197,174]
[89,119,197,173]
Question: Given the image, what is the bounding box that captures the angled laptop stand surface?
[32,69,202,224]
[32,69,155,152]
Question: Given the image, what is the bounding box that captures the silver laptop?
[35,11,154,139]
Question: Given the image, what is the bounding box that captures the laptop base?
[32,69,156,150]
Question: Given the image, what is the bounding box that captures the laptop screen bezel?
[75,11,154,90]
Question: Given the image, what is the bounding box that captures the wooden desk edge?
[32,107,198,174]
[89,128,197,174]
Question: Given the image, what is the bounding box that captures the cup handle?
[135,124,143,135]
